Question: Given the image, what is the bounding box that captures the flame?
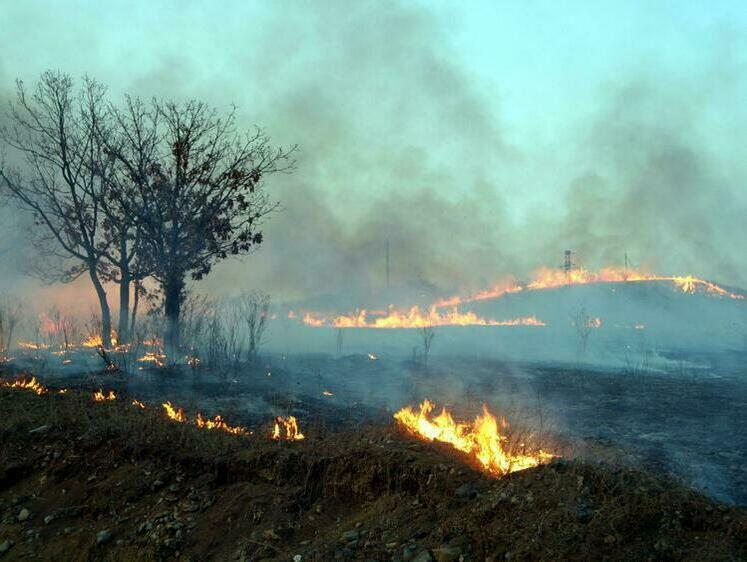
[162,401,187,422]
[138,352,166,367]
[2,383,300,443]
[367,353,377,360]
[82,331,119,348]
[303,307,546,329]
[321,390,334,396]
[394,400,554,476]
[272,416,305,441]
[526,267,744,299]
[17,341,49,350]
[195,413,247,435]
[1,377,47,395]
[586,317,602,329]
[302,313,325,327]
[93,389,116,401]
[296,265,742,330]
[435,267,745,309]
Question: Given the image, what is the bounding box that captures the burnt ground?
[5,348,747,508]
[0,387,746,561]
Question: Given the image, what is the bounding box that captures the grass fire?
[0,3,746,560]
[394,400,554,476]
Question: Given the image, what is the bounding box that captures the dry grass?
[0,385,746,561]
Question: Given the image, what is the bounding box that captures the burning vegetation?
[272,416,305,441]
[0,64,744,562]
[294,265,743,332]
[394,400,553,476]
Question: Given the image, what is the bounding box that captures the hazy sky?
[2,1,746,304]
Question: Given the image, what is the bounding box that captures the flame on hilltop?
[303,307,545,329]
[394,400,554,476]
[272,416,305,441]
[435,266,744,308]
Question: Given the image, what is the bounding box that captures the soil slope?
[0,386,745,561]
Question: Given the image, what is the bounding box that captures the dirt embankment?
[0,386,745,561]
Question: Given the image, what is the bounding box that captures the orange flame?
[131,399,146,409]
[303,307,546,329]
[196,413,247,435]
[1,377,47,395]
[17,341,49,350]
[433,267,744,309]
[138,352,166,367]
[93,389,116,401]
[162,401,187,422]
[272,416,305,441]
[82,331,119,349]
[394,400,554,476]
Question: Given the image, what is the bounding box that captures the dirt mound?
[0,387,745,561]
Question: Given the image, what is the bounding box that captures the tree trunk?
[118,272,130,345]
[117,236,131,344]
[163,275,184,362]
[130,280,140,337]
[88,265,112,348]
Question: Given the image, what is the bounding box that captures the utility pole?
[563,250,574,284]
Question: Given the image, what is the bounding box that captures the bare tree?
[102,97,295,357]
[0,72,115,346]
[240,290,270,363]
[573,306,593,354]
[46,306,79,350]
[335,327,344,357]
[0,297,22,356]
[420,325,435,367]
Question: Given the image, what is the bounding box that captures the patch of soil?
[0,386,745,561]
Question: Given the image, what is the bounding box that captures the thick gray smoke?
[1,1,745,309]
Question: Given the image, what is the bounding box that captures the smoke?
[0,1,746,310]
[527,71,747,283]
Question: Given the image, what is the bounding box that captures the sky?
[1,0,746,307]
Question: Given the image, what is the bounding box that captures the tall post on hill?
[563,250,574,284]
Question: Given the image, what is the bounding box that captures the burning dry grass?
[394,399,554,476]
[0,384,745,561]
[302,308,545,329]
[272,415,305,440]
[0,375,296,441]
[297,265,744,331]
[0,375,47,395]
